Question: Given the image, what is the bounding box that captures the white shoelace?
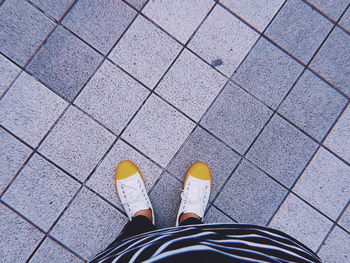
[120,183,145,206]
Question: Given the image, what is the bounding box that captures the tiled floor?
[0,0,349,262]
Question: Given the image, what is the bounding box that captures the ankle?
[179,213,200,224]
[133,209,152,222]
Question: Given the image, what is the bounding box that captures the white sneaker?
[176,162,211,226]
[115,160,155,225]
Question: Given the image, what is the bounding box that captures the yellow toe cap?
[186,162,211,181]
[116,160,141,180]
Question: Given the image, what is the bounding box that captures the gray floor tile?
[51,188,127,260]
[87,139,163,208]
[0,0,55,66]
[0,54,21,95]
[201,82,272,154]
[280,71,347,141]
[269,193,332,251]
[27,26,103,101]
[204,206,236,224]
[247,114,318,188]
[265,0,333,63]
[232,38,304,109]
[339,206,350,232]
[31,0,75,20]
[39,106,115,182]
[30,237,83,263]
[62,0,136,54]
[188,4,259,76]
[220,0,284,31]
[0,72,68,147]
[293,148,350,220]
[2,154,80,231]
[167,127,240,202]
[310,27,350,97]
[307,0,349,20]
[122,95,195,167]
[125,0,148,10]
[324,106,350,163]
[149,172,182,228]
[339,8,350,30]
[215,160,287,225]
[156,49,227,121]
[0,128,31,193]
[75,60,149,135]
[143,0,214,43]
[109,16,182,89]
[0,204,44,262]
[318,227,350,263]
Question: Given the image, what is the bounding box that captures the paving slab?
[265,0,333,63]
[155,49,227,121]
[307,0,349,20]
[232,37,304,109]
[39,106,115,182]
[220,0,284,31]
[87,139,163,208]
[149,172,182,228]
[30,237,83,263]
[310,27,350,97]
[0,72,68,147]
[188,4,259,76]
[201,82,272,154]
[339,206,350,232]
[0,0,55,66]
[143,0,214,43]
[30,0,75,20]
[75,60,149,135]
[340,8,350,29]
[269,193,332,251]
[51,188,127,260]
[247,114,318,188]
[0,54,21,96]
[204,206,236,224]
[167,126,240,202]
[125,0,148,10]
[0,128,31,194]
[215,160,287,225]
[62,0,136,54]
[318,226,350,263]
[122,95,195,167]
[0,204,44,262]
[27,26,103,101]
[110,16,181,89]
[3,154,80,231]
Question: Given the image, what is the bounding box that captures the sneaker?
[176,162,211,226]
[115,160,155,224]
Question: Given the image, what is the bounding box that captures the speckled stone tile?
[293,148,350,220]
[51,188,127,260]
[279,70,347,141]
[155,49,227,121]
[143,0,214,43]
[232,37,304,109]
[307,0,349,20]
[0,72,68,147]
[0,128,31,194]
[30,237,83,263]
[122,95,195,167]
[310,27,350,97]
[62,0,136,54]
[0,54,21,96]
[204,206,236,224]
[188,4,259,76]
[39,106,115,182]
[125,0,148,10]
[87,139,163,208]
[201,82,272,154]
[75,60,149,135]
[31,0,75,20]
[167,126,240,201]
[0,0,55,66]
[269,193,332,251]
[265,0,333,63]
[215,160,287,225]
[339,206,350,232]
[0,204,44,262]
[109,15,182,89]
[3,154,80,231]
[27,26,103,101]
[247,114,318,188]
[220,0,285,31]
[339,8,350,30]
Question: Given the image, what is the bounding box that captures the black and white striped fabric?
[91,224,322,262]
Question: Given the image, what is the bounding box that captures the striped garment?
[90,224,322,262]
